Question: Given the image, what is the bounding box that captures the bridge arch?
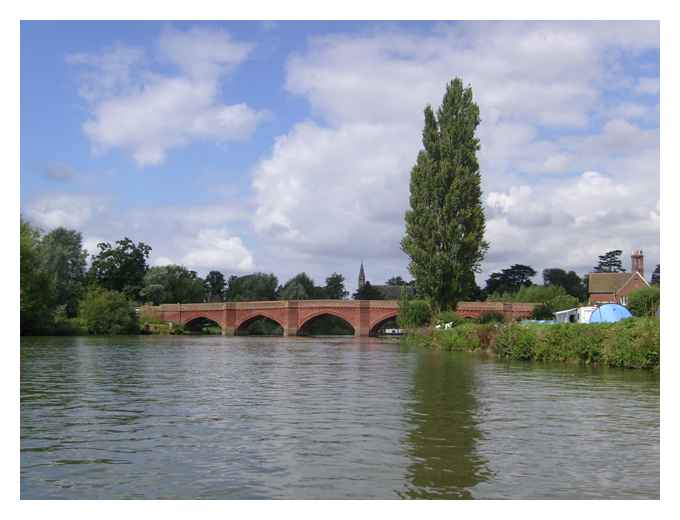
[235,314,284,336]
[297,311,356,336]
[369,312,399,336]
[183,316,222,334]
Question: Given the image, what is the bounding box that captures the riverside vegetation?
[398,286,660,370]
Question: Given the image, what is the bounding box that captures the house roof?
[588,272,634,293]
[374,285,414,299]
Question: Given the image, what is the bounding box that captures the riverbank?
[402,317,660,370]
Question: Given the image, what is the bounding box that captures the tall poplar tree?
[401,78,488,309]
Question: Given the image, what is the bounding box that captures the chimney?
[631,249,644,278]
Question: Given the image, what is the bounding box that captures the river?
[20,335,659,499]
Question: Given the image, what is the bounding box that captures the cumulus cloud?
[25,193,107,230]
[182,229,254,272]
[253,21,659,283]
[69,26,266,166]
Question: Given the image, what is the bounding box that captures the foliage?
[140,265,206,304]
[224,273,278,301]
[20,218,56,334]
[593,250,625,273]
[42,227,88,317]
[353,281,385,300]
[324,273,348,299]
[542,268,584,299]
[204,271,226,301]
[627,286,660,317]
[530,304,554,320]
[416,318,659,370]
[398,299,433,328]
[651,264,660,286]
[433,310,464,327]
[279,272,325,299]
[78,288,139,335]
[484,264,536,295]
[386,276,412,286]
[401,78,488,309]
[478,311,505,324]
[89,238,151,301]
[52,305,87,336]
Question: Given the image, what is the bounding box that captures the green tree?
[140,265,206,304]
[279,273,324,300]
[324,272,348,299]
[42,227,88,317]
[542,268,583,299]
[593,250,625,273]
[204,270,226,301]
[89,238,151,301]
[20,218,56,334]
[353,281,384,300]
[627,286,660,317]
[79,287,138,335]
[484,264,536,296]
[401,78,488,310]
[386,276,407,286]
[223,273,278,301]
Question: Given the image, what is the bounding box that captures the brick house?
[588,250,650,305]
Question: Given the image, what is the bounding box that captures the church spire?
[358,261,366,290]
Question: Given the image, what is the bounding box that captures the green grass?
[403,317,660,370]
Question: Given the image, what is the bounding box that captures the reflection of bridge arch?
[297,311,355,336]
[369,312,399,336]
[234,313,285,336]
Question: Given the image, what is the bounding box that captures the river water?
[20,335,659,499]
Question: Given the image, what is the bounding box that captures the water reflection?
[399,352,491,498]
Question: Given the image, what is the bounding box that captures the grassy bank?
[403,317,660,370]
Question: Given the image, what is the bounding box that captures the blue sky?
[21,21,660,289]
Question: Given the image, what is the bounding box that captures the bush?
[79,288,139,335]
[602,317,659,369]
[531,304,554,320]
[52,305,87,335]
[478,311,505,324]
[433,310,464,327]
[494,324,538,360]
[627,286,660,317]
[398,299,433,328]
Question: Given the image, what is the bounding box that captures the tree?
[484,264,536,296]
[42,227,88,317]
[223,273,278,301]
[79,287,138,335]
[89,238,151,301]
[386,276,407,286]
[20,218,56,334]
[140,265,206,304]
[353,281,385,300]
[651,264,660,285]
[401,78,488,310]
[593,250,625,273]
[324,273,348,299]
[542,268,583,299]
[205,270,226,301]
[627,286,660,317]
[279,272,328,300]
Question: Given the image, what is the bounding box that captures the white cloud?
[25,193,107,230]
[70,26,266,166]
[182,229,254,272]
[252,21,659,284]
[635,76,660,95]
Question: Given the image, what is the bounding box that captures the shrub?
[531,304,554,320]
[79,288,139,335]
[602,317,660,369]
[433,310,464,327]
[433,323,480,351]
[398,299,433,328]
[627,286,660,317]
[479,311,505,324]
[494,324,538,360]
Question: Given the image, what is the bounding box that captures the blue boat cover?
[588,304,632,323]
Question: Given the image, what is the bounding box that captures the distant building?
[588,249,650,305]
[357,262,415,299]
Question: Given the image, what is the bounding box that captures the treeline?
[20,219,358,336]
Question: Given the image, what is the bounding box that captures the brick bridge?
[141,300,400,337]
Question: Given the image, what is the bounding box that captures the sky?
[20,20,660,291]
